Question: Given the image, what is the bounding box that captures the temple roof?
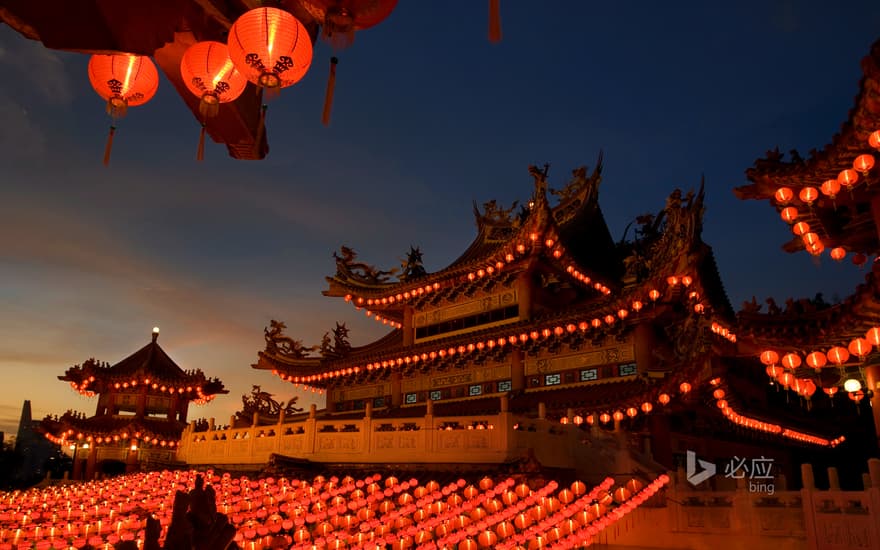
[734,39,880,256]
[41,412,185,443]
[323,159,616,307]
[60,331,227,399]
[1,0,323,160]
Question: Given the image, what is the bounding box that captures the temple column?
[126,440,139,473]
[391,372,402,407]
[326,389,337,413]
[168,396,179,421]
[178,401,188,423]
[634,322,656,374]
[649,413,673,469]
[136,386,147,417]
[864,357,880,448]
[85,444,98,480]
[511,351,525,391]
[516,271,533,321]
[403,306,414,347]
[72,448,83,480]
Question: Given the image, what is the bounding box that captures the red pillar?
[85,444,98,480]
[72,448,83,480]
[864,361,880,449]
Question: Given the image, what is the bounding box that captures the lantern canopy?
[228,7,314,89]
[87,54,159,166]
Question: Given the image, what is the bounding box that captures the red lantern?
[866,327,880,347]
[679,382,691,394]
[88,54,159,166]
[870,130,880,149]
[848,337,870,359]
[180,41,248,160]
[806,351,827,370]
[838,169,859,189]
[827,346,850,365]
[820,179,840,199]
[658,393,671,405]
[297,0,397,124]
[830,247,846,261]
[798,187,818,205]
[792,221,810,236]
[780,206,798,224]
[774,187,794,204]
[781,353,801,369]
[228,7,314,152]
[760,350,779,366]
[853,253,868,267]
[853,154,875,175]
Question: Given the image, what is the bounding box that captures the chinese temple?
[234,151,872,482]
[40,328,227,480]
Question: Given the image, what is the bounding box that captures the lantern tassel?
[197,124,206,162]
[254,104,268,157]
[103,126,116,167]
[488,0,502,43]
[322,57,338,126]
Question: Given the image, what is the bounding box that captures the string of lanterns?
[67,375,213,403]
[0,470,667,550]
[771,130,880,260]
[283,272,709,389]
[758,325,880,400]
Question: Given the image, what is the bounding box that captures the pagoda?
[734,38,880,449]
[41,328,227,480]
[251,156,863,478]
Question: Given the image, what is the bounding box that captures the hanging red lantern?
[774,187,794,204]
[780,206,798,224]
[798,187,818,205]
[802,232,820,247]
[792,221,810,236]
[830,247,846,262]
[853,153,875,175]
[870,130,880,149]
[781,353,801,369]
[679,382,691,394]
[759,350,779,366]
[805,351,827,370]
[826,346,849,365]
[838,169,859,189]
[853,253,868,267]
[866,326,880,347]
[297,0,397,124]
[658,393,671,405]
[88,54,159,166]
[820,179,841,199]
[228,7,314,153]
[180,41,248,161]
[848,337,871,359]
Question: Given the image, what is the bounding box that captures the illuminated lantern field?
[0,470,669,549]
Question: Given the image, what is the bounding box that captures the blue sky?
[2,1,880,434]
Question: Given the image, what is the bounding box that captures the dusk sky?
[3,1,880,436]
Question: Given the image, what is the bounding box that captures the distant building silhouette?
[13,400,56,484]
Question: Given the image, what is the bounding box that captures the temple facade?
[204,146,876,482]
[41,328,227,479]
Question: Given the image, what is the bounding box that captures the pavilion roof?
[734,39,880,256]
[323,159,617,311]
[59,333,228,399]
[41,412,186,444]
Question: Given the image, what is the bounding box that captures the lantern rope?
[102,126,116,167]
[197,123,207,162]
[322,57,339,126]
[254,104,268,157]
[489,0,502,43]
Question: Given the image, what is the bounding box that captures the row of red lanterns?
[759,326,880,370]
[287,279,702,389]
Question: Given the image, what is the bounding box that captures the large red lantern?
[180,41,248,161]
[297,0,397,124]
[228,7,314,152]
[88,54,159,166]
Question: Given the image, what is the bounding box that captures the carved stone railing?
[177,398,584,468]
